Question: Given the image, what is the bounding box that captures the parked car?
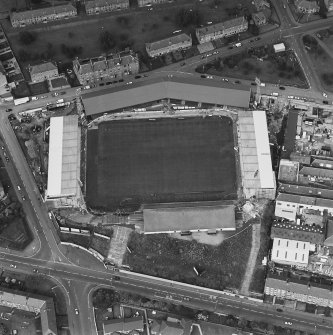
[60,91,66,95]
[284,321,292,325]
[323,100,329,104]
[279,86,285,90]
[5,108,12,112]
[9,264,16,268]
[201,74,207,78]
[52,92,59,97]
[40,95,48,99]
[134,75,141,79]
[75,309,79,315]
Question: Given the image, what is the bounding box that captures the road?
[1,2,333,335]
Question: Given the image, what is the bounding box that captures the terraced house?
[196,16,248,44]
[85,0,129,15]
[145,33,192,57]
[138,0,169,6]
[10,4,77,28]
[73,50,139,85]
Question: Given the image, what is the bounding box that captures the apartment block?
[196,16,248,44]
[85,0,129,15]
[73,50,139,85]
[146,33,192,58]
[10,4,77,28]
[138,0,169,6]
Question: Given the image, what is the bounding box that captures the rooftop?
[103,317,143,334]
[82,76,250,115]
[146,33,192,52]
[11,4,76,21]
[277,192,333,208]
[196,16,247,37]
[29,62,57,75]
[299,166,333,179]
[279,182,333,200]
[271,221,324,244]
[143,201,236,234]
[282,109,299,159]
[85,0,128,9]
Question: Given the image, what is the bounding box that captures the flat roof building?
[29,61,58,83]
[46,116,80,200]
[143,201,236,234]
[82,76,251,116]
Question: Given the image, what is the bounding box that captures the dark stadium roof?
[82,76,251,115]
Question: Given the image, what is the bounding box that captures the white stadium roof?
[47,115,79,199]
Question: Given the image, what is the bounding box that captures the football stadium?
[78,76,275,234]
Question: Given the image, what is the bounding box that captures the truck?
[14,97,30,106]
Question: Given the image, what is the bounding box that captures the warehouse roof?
[11,4,76,22]
[46,116,79,199]
[82,76,250,115]
[143,201,236,234]
[279,183,333,199]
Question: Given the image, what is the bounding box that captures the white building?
[271,237,314,267]
[146,33,192,58]
[275,193,333,221]
[237,110,276,199]
[273,43,286,53]
[46,116,80,201]
[196,16,248,44]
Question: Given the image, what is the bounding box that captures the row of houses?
[27,49,138,85]
[146,16,249,57]
[10,0,174,28]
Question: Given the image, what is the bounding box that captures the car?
[75,309,79,315]
[222,78,229,82]
[1,146,4,150]
[99,83,105,86]
[249,39,254,42]
[201,55,205,59]
[60,91,66,95]
[17,185,21,191]
[40,95,48,99]
[22,196,26,201]
[113,276,121,281]
[33,268,38,273]
[173,30,182,34]
[213,51,219,55]
[10,264,16,268]
[126,81,133,85]
[228,46,233,49]
[31,96,38,101]
[255,37,261,41]
[5,108,12,112]
[207,75,213,79]
[134,75,141,79]
[119,79,124,82]
[323,92,328,98]
[180,62,186,66]
[5,157,9,162]
[279,86,285,90]
[284,321,292,326]
[276,308,283,312]
[106,82,112,85]
[235,80,241,84]
[66,69,73,74]
[206,53,212,57]
[148,7,153,10]
[287,95,294,99]
[323,100,329,104]
[251,82,256,86]
[143,74,148,77]
[201,74,207,78]
[52,92,59,97]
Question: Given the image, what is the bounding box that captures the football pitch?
[86,116,237,210]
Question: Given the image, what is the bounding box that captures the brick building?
[73,50,139,85]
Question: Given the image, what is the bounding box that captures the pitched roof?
[30,62,57,75]
[82,76,250,115]
[152,320,184,335]
[196,17,247,38]
[11,4,76,21]
[103,317,143,334]
[282,109,299,159]
[325,219,333,246]
[85,0,128,10]
[299,166,333,179]
[146,33,192,52]
[271,221,324,244]
[279,183,333,200]
[277,192,333,208]
[290,152,311,165]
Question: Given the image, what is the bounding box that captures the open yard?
[124,224,252,291]
[5,0,257,67]
[197,46,308,88]
[303,34,333,93]
[86,117,237,211]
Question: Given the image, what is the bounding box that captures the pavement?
[1,2,333,335]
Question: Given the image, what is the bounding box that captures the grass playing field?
[86,116,237,211]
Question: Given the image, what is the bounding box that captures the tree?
[99,31,116,52]
[0,323,9,335]
[17,49,31,62]
[19,31,37,45]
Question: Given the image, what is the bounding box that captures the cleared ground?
[86,117,236,211]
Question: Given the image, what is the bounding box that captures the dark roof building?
[299,166,333,180]
[103,317,144,335]
[279,183,333,200]
[324,219,333,246]
[311,158,333,169]
[271,221,324,244]
[81,76,251,116]
[282,110,299,159]
[143,201,236,234]
[289,152,311,165]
